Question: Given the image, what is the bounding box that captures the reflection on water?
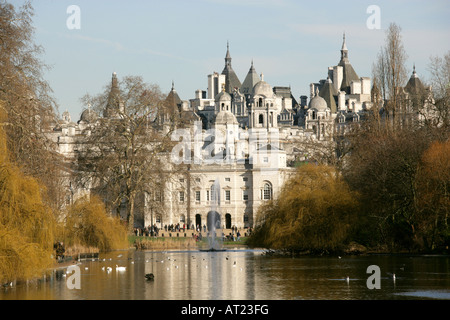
[1,250,449,300]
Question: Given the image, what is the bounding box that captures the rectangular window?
[243,189,248,201]
[179,191,185,202]
[195,191,201,202]
[225,190,231,201]
[225,177,230,182]
[206,190,210,201]
[243,177,248,182]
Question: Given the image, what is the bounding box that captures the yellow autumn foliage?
[0,110,55,283]
[62,195,128,252]
[248,164,359,253]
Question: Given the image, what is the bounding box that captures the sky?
[13,0,450,119]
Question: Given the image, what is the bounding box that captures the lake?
[1,249,449,300]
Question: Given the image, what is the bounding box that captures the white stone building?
[50,35,388,230]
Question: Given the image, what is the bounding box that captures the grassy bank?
[130,235,248,250]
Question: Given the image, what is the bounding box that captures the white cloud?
[65,34,125,51]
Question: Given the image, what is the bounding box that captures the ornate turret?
[221,42,242,94]
[338,33,360,93]
[104,72,122,118]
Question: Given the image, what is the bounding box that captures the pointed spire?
[241,60,260,94]
[342,32,348,51]
[411,63,418,78]
[225,40,231,60]
[221,41,241,93]
[171,80,175,90]
[340,32,349,64]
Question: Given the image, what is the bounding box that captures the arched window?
[263,183,272,200]
[259,98,263,107]
[259,114,264,124]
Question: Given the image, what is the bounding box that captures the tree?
[0,1,63,212]
[415,140,450,251]
[0,108,55,283]
[64,196,128,252]
[372,23,408,129]
[428,51,450,127]
[342,121,448,250]
[248,164,359,253]
[76,74,178,232]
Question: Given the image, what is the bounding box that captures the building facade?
[54,35,434,230]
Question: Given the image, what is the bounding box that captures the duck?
[145,273,155,281]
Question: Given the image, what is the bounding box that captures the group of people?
[165,223,186,233]
[133,224,160,237]
[53,241,65,261]
[133,223,253,240]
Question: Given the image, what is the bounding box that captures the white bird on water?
[116,265,126,272]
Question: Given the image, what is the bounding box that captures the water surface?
[1,249,449,300]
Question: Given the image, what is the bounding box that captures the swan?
[106,267,112,273]
[116,265,126,272]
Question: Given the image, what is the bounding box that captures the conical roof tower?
[221,42,242,93]
[104,72,122,118]
[241,60,261,95]
[338,33,360,93]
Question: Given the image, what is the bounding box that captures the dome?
[252,80,273,97]
[79,108,98,123]
[61,110,71,123]
[215,90,232,102]
[308,94,328,111]
[215,110,238,125]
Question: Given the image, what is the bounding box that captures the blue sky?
[16,0,450,119]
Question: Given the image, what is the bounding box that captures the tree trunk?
[128,192,136,234]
